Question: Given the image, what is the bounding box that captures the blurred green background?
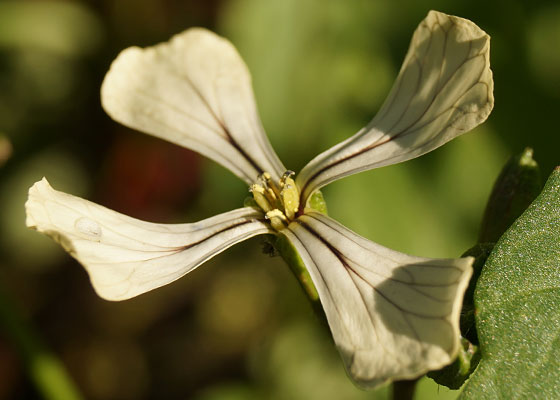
[0,0,559,399]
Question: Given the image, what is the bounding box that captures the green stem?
[273,233,328,326]
[392,378,419,400]
[0,284,84,400]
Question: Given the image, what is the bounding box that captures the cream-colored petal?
[297,11,493,204]
[101,28,285,184]
[282,211,472,388]
[25,178,272,300]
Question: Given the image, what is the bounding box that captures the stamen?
[249,184,265,194]
[266,209,288,231]
[261,172,282,200]
[280,170,295,187]
[250,171,301,231]
[280,172,299,220]
[265,209,287,220]
[250,183,272,212]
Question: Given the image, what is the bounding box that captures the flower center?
[250,171,300,231]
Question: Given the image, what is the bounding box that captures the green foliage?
[427,338,481,390]
[273,191,327,314]
[274,233,320,304]
[257,190,328,307]
[461,167,560,398]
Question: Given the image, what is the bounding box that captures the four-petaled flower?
[25,11,493,388]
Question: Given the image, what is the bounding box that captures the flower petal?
[297,11,494,204]
[25,178,273,300]
[101,28,285,184]
[282,211,472,388]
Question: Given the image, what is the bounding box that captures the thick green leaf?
[461,167,560,399]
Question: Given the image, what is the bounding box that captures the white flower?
[25,11,493,388]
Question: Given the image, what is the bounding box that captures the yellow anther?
[266,209,288,231]
[265,209,286,220]
[251,171,301,231]
[266,187,278,203]
[250,183,265,194]
[259,172,281,200]
[281,181,299,220]
[250,183,272,212]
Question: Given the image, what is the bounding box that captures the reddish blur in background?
[1,1,560,399]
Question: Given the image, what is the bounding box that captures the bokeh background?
[1,0,559,399]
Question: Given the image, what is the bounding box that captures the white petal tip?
[99,27,285,184]
[26,177,272,302]
[25,177,51,229]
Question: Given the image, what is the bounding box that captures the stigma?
[250,171,300,231]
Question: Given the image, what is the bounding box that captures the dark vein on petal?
[86,219,260,265]
[383,30,432,135]
[181,71,264,178]
[296,220,450,319]
[136,227,269,283]
[299,29,488,203]
[111,225,271,299]
[131,85,227,138]
[82,202,266,251]
[297,220,421,345]
[126,88,255,182]
[288,226,390,357]
[282,229,354,342]
[303,213,465,274]
[297,216,460,309]
[346,258,460,303]
[96,220,268,290]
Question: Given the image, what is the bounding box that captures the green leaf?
[460,167,560,399]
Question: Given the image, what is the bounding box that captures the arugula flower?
[25,11,493,388]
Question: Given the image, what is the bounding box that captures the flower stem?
[392,378,419,400]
